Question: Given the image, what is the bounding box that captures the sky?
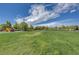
[0,3,79,27]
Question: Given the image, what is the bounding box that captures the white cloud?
[16,3,79,25]
[70,9,76,13]
[16,18,23,24]
[34,22,63,27]
[35,22,57,27]
[24,4,50,24]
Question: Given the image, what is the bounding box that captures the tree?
[1,24,8,31]
[0,24,2,29]
[13,22,19,30]
[0,24,3,31]
[20,22,28,31]
[6,20,11,27]
[28,24,33,31]
[75,25,79,30]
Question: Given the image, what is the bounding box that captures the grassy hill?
[0,31,79,55]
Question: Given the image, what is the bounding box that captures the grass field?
[0,31,79,55]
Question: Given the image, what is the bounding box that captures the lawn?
[0,31,79,55]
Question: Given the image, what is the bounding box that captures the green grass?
[0,31,79,55]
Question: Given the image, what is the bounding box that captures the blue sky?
[0,3,79,27]
[0,3,31,24]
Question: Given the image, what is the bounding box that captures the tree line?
[47,25,79,31]
[0,20,79,32]
[0,20,33,32]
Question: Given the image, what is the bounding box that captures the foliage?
[34,26,48,30]
[13,22,33,31]
[19,22,28,31]
[28,24,33,31]
[6,20,12,27]
[47,25,79,31]
[0,24,2,29]
[1,20,79,32]
[13,22,20,31]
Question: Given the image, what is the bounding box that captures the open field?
[0,31,79,55]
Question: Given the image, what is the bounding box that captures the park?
[0,3,79,55]
[0,20,79,54]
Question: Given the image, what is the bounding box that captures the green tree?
[13,22,19,30]
[28,24,33,31]
[74,25,79,30]
[20,22,28,31]
[0,24,2,29]
[6,20,11,27]
[1,24,7,30]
